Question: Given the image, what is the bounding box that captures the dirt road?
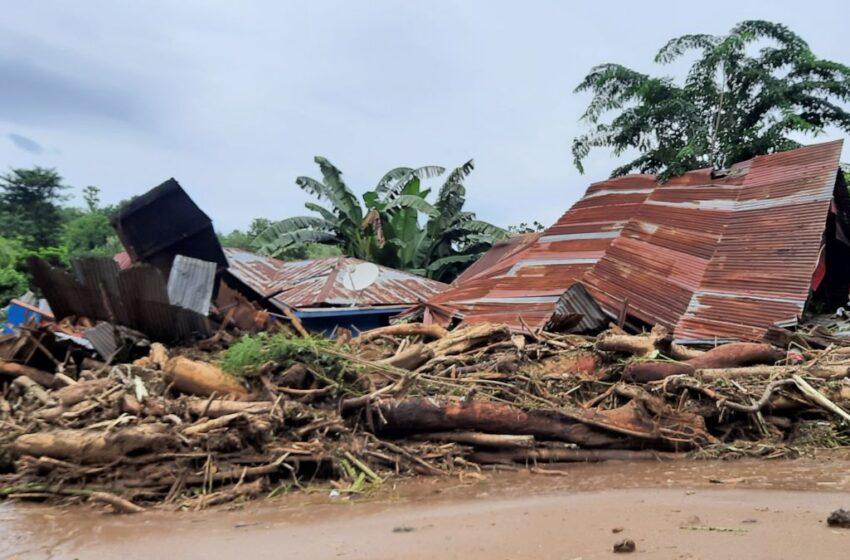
[4,458,850,559]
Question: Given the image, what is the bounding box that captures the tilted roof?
[421,141,844,342]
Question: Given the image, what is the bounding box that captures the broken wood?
[12,425,177,463]
[469,448,686,464]
[163,357,250,398]
[377,343,434,371]
[54,378,114,407]
[624,342,787,382]
[12,376,54,406]
[0,360,55,388]
[358,323,449,342]
[372,398,626,448]
[411,432,535,448]
[186,400,275,417]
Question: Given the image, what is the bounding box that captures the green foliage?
[507,221,545,234]
[220,332,345,376]
[0,167,69,248]
[0,267,28,306]
[573,20,850,179]
[255,158,508,282]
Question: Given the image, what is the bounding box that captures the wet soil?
[5,456,850,559]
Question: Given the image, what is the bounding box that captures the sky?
[2,0,849,233]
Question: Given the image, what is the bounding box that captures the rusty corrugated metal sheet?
[425,141,844,341]
[223,248,447,310]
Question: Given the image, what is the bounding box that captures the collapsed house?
[21,177,447,354]
[413,141,850,343]
[222,248,447,335]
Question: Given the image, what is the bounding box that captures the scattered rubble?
[613,539,636,553]
[2,316,850,514]
[827,508,850,528]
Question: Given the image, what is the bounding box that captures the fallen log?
[596,326,702,361]
[372,398,630,449]
[427,323,511,357]
[411,432,535,448]
[358,323,449,343]
[0,483,144,514]
[624,343,787,382]
[12,425,177,464]
[164,357,250,398]
[377,343,434,371]
[12,376,55,406]
[0,360,55,388]
[186,400,275,417]
[697,365,850,381]
[54,378,114,407]
[469,448,686,464]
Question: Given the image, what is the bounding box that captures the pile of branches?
[2,321,850,513]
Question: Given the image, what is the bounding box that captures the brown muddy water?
[4,456,850,559]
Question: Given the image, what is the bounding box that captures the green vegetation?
[0,169,125,306]
[220,332,346,377]
[253,158,508,283]
[573,20,850,179]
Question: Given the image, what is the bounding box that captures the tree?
[62,186,121,258]
[0,167,69,248]
[254,158,508,282]
[507,221,546,234]
[572,20,850,179]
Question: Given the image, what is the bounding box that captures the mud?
[5,457,850,559]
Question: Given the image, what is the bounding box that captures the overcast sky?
[2,0,849,233]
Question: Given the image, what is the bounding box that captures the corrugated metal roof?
[223,248,448,310]
[167,255,217,315]
[423,141,844,342]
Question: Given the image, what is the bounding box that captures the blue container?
[3,299,54,334]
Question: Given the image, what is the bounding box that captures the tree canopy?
[572,20,850,179]
[0,167,68,249]
[253,158,508,282]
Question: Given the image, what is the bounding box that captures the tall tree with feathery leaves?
[572,20,850,179]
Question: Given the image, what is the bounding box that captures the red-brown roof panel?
[424,140,844,341]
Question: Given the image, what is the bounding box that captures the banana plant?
[254,157,508,282]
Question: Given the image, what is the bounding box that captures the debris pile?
[2,320,850,513]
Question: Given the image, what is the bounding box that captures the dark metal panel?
[110,178,227,273]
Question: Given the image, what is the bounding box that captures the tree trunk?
[164,357,250,398]
[377,343,434,371]
[411,431,535,448]
[469,448,686,464]
[358,323,450,342]
[0,360,55,388]
[12,425,177,463]
[372,398,626,448]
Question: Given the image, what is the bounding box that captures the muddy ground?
[4,457,850,559]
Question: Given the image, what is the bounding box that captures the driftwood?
[12,376,54,406]
[0,360,55,388]
[624,343,787,382]
[12,425,177,463]
[164,357,250,398]
[186,400,275,418]
[54,378,114,407]
[469,448,686,464]
[378,343,434,371]
[373,398,625,448]
[411,431,535,448]
[427,323,511,356]
[596,326,702,361]
[697,364,850,381]
[358,323,449,342]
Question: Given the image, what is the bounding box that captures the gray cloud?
[7,133,44,154]
[0,58,146,127]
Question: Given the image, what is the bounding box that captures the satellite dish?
[340,262,379,292]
